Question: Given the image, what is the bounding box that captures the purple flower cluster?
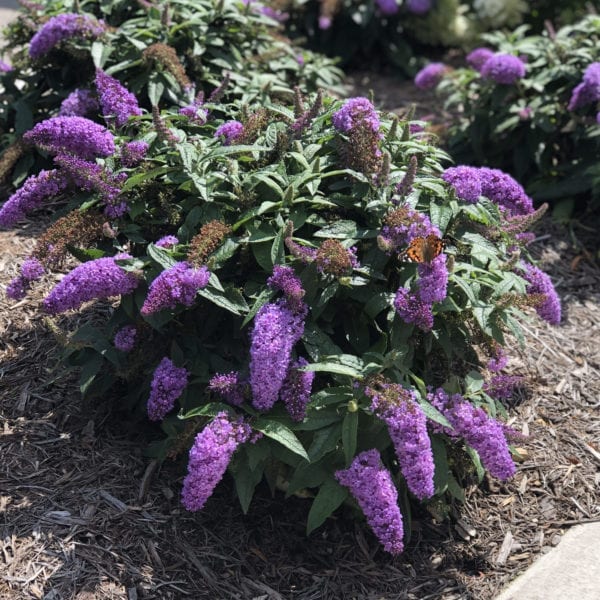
[417,254,448,303]
[394,287,434,331]
[467,48,494,71]
[6,258,45,300]
[332,97,381,135]
[114,325,137,352]
[147,357,189,421]
[267,264,305,311]
[568,62,600,111]
[181,412,252,511]
[141,262,210,315]
[155,235,179,249]
[442,165,533,215]
[335,450,405,555]
[208,372,245,406]
[368,385,434,500]
[23,116,115,160]
[95,69,142,128]
[481,54,526,85]
[0,60,12,72]
[484,374,523,401]
[29,13,106,59]
[375,0,398,15]
[43,253,139,314]
[519,262,561,324]
[442,166,482,203]
[379,207,440,252]
[428,389,516,480]
[414,63,446,90]
[407,0,431,14]
[214,121,244,145]
[280,358,314,421]
[179,101,208,124]
[120,141,149,167]
[249,299,307,411]
[318,15,332,30]
[0,169,69,228]
[58,89,99,117]
[488,347,508,372]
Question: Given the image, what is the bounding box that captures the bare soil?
[1,78,599,600]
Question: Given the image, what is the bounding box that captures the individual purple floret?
[407,0,431,14]
[58,89,99,117]
[336,450,405,555]
[43,253,139,314]
[120,141,149,167]
[29,13,106,59]
[0,60,12,72]
[214,121,244,145]
[414,63,446,90]
[478,167,533,215]
[23,116,115,160]
[140,262,210,315]
[181,411,252,511]
[394,287,434,331]
[0,169,69,228]
[249,299,307,411]
[155,235,179,249]
[268,264,305,311]
[5,257,45,300]
[95,69,142,128]
[481,54,526,85]
[367,384,434,500]
[417,254,448,304]
[208,372,245,406]
[114,325,137,352]
[147,357,189,421]
[332,97,381,135]
[280,357,314,421]
[375,0,398,15]
[442,166,482,203]
[466,48,494,71]
[519,262,561,324]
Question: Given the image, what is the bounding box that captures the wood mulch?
[1,78,599,599]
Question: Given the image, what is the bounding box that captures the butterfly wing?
[400,235,444,263]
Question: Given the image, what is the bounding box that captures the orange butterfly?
[400,234,445,263]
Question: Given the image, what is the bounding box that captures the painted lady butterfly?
[400,234,445,263]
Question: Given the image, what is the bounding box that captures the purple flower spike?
[155,235,179,249]
[267,265,305,311]
[481,54,526,85]
[59,89,99,117]
[376,0,398,16]
[0,169,69,228]
[568,63,600,111]
[0,60,12,72]
[318,15,332,30]
[141,262,210,315]
[414,63,446,90]
[95,69,142,128]
[208,372,245,406]
[214,121,244,145]
[181,411,252,511]
[429,390,516,480]
[280,357,314,421]
[6,257,45,300]
[407,0,431,14]
[249,300,307,411]
[417,254,448,304]
[121,141,149,167]
[43,253,139,314]
[29,13,106,59]
[394,287,434,331]
[466,48,494,72]
[368,385,435,500]
[114,325,137,352]
[519,263,561,324]
[478,167,533,215]
[147,357,189,421]
[23,116,115,159]
[336,450,405,555]
[442,166,482,203]
[332,97,381,135]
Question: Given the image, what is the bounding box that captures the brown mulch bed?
[1,79,599,599]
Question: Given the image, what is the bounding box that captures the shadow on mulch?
[1,211,599,600]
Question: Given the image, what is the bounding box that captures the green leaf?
[342,411,358,466]
[253,418,309,461]
[306,479,348,535]
[79,353,103,395]
[180,402,233,419]
[241,287,275,328]
[302,357,364,379]
[147,243,177,270]
[430,435,450,494]
[417,398,453,429]
[308,423,342,462]
[198,283,249,315]
[231,450,263,514]
[466,446,485,482]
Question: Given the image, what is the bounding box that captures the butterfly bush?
[95,70,143,128]
[59,89,99,117]
[3,91,561,554]
[427,16,600,210]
